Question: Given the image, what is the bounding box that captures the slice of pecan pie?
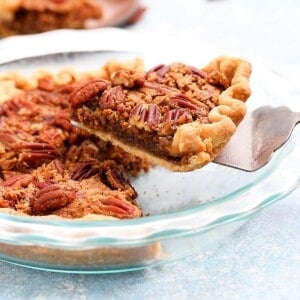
[71,56,252,172]
[0,66,148,219]
[0,0,102,36]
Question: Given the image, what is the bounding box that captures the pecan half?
[17,142,62,167]
[166,108,193,124]
[101,197,135,217]
[100,86,124,109]
[71,162,100,181]
[129,103,161,131]
[146,64,170,81]
[69,79,108,108]
[188,66,207,78]
[0,173,33,188]
[169,95,200,110]
[31,185,75,215]
[143,81,179,96]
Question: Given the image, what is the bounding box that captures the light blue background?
[0,0,299,299]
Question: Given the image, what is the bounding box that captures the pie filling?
[71,63,228,165]
[0,57,251,218]
[0,76,147,219]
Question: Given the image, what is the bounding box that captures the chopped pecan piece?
[100,161,136,195]
[169,95,200,110]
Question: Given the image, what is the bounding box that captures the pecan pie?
[0,61,149,220]
[0,0,102,36]
[71,56,252,172]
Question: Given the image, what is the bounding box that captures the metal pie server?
[214,106,300,171]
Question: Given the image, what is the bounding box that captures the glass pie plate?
[0,28,299,274]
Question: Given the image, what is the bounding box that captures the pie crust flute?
[0,0,102,36]
[70,56,252,172]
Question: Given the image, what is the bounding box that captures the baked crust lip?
[166,56,252,171]
[74,56,252,172]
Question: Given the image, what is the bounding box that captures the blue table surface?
[0,1,299,299]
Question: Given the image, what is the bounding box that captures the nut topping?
[101,197,134,217]
[129,103,161,131]
[100,161,136,196]
[71,162,100,180]
[188,66,207,78]
[166,108,193,123]
[143,81,179,96]
[111,69,145,88]
[0,174,33,188]
[16,142,62,167]
[70,79,108,108]
[31,185,75,215]
[169,95,200,110]
[146,64,170,81]
[100,86,124,109]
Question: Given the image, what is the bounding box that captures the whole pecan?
[31,185,76,215]
[69,79,108,108]
[129,103,161,131]
[100,86,124,109]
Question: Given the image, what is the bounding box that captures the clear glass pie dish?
[0,28,299,273]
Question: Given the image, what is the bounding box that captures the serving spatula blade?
[214,106,300,171]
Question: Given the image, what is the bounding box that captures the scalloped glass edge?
[0,28,299,249]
